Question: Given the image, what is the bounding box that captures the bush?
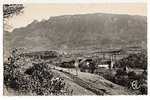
[128,71,137,80]
[112,69,130,87]
[4,49,69,95]
[140,85,147,95]
[115,69,127,76]
[4,61,68,95]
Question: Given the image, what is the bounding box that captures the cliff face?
[4,13,147,54]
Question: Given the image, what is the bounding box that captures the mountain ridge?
[4,13,147,56]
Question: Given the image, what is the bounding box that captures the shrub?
[128,71,137,80]
[4,61,68,95]
[4,49,70,95]
[140,85,147,95]
[113,69,130,87]
[115,69,127,76]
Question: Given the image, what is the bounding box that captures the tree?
[3,4,24,18]
[3,4,24,31]
[113,52,147,69]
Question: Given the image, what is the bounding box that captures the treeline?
[114,52,147,69]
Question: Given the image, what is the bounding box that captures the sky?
[6,3,147,31]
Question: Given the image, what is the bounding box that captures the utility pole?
[75,59,79,76]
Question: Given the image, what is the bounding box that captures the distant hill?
[4,13,147,57]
